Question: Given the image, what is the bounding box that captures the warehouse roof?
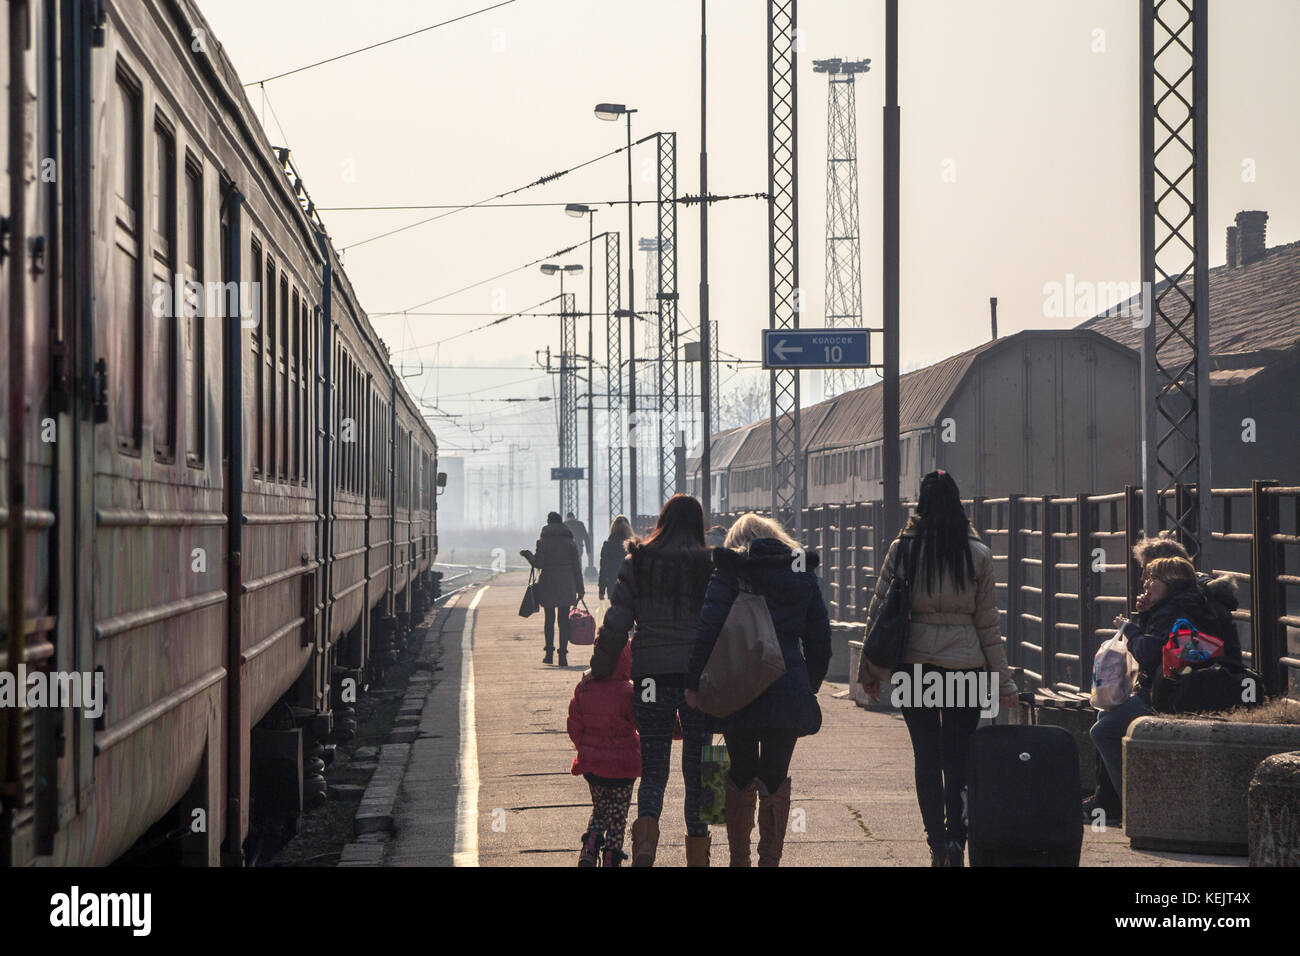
[1076,239,1300,360]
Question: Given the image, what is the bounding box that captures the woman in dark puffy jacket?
[586,494,715,867]
[520,512,584,666]
[685,513,831,867]
[598,515,635,601]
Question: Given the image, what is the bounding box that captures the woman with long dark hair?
[586,494,715,866]
[857,471,1018,866]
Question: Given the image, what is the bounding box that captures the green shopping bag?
[699,737,730,827]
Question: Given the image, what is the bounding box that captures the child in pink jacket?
[568,644,641,866]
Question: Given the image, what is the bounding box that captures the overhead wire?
[338,136,657,252]
[245,0,520,86]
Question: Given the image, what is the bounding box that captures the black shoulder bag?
[518,567,540,618]
[862,538,912,670]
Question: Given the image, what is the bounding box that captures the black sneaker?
[946,840,965,867]
[930,844,947,867]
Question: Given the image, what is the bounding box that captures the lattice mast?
[814,56,870,397]
[656,133,682,503]
[604,234,623,522]
[559,292,579,515]
[767,0,802,533]
[1139,0,1211,561]
[639,237,661,514]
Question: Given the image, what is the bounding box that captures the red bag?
[1161,617,1224,678]
[568,601,596,646]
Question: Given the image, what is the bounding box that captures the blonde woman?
[685,513,831,866]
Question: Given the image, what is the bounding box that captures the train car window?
[152,120,175,261]
[300,302,311,485]
[331,345,339,492]
[279,276,290,481]
[151,120,177,462]
[348,357,356,493]
[114,68,144,452]
[184,157,204,467]
[339,353,348,493]
[355,367,363,494]
[266,260,278,481]
[289,288,300,481]
[250,242,264,476]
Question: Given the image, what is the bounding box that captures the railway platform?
[379,571,1244,867]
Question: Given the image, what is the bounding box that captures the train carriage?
[1,0,440,866]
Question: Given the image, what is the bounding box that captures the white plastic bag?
[1089,626,1139,710]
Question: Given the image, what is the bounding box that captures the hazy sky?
[196,0,1299,486]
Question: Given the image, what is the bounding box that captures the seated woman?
[1086,555,1227,823]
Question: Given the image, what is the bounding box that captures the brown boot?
[756,777,792,867]
[724,775,758,867]
[630,815,659,867]
[684,833,712,867]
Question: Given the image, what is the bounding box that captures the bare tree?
[717,373,770,432]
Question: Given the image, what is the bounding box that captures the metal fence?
[720,482,1300,704]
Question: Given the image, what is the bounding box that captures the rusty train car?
[1,0,440,866]
[689,329,1141,515]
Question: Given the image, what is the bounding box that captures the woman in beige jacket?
[858,471,1017,866]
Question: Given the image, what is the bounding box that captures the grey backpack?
[697,581,787,718]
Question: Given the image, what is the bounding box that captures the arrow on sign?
[772,339,803,361]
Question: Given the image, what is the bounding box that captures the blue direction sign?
[550,467,585,480]
[761,328,870,369]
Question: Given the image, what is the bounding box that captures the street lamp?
[595,101,639,524]
[542,263,584,515]
[565,203,599,571]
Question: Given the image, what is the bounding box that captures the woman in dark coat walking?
[685,513,831,867]
[521,512,584,666]
[598,515,635,601]
[587,494,715,866]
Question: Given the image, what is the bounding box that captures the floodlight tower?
[814,56,871,396]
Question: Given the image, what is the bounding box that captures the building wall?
[1209,357,1300,489]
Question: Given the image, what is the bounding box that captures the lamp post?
[541,262,584,514]
[595,102,639,526]
[698,0,713,520]
[565,203,599,569]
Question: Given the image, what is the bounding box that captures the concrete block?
[1124,717,1300,856]
[329,783,367,801]
[1248,751,1300,866]
[827,622,857,683]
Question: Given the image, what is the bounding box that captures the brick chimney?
[1226,225,1238,268]
[1234,210,1268,266]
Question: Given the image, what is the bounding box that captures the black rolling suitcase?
[966,725,1082,866]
